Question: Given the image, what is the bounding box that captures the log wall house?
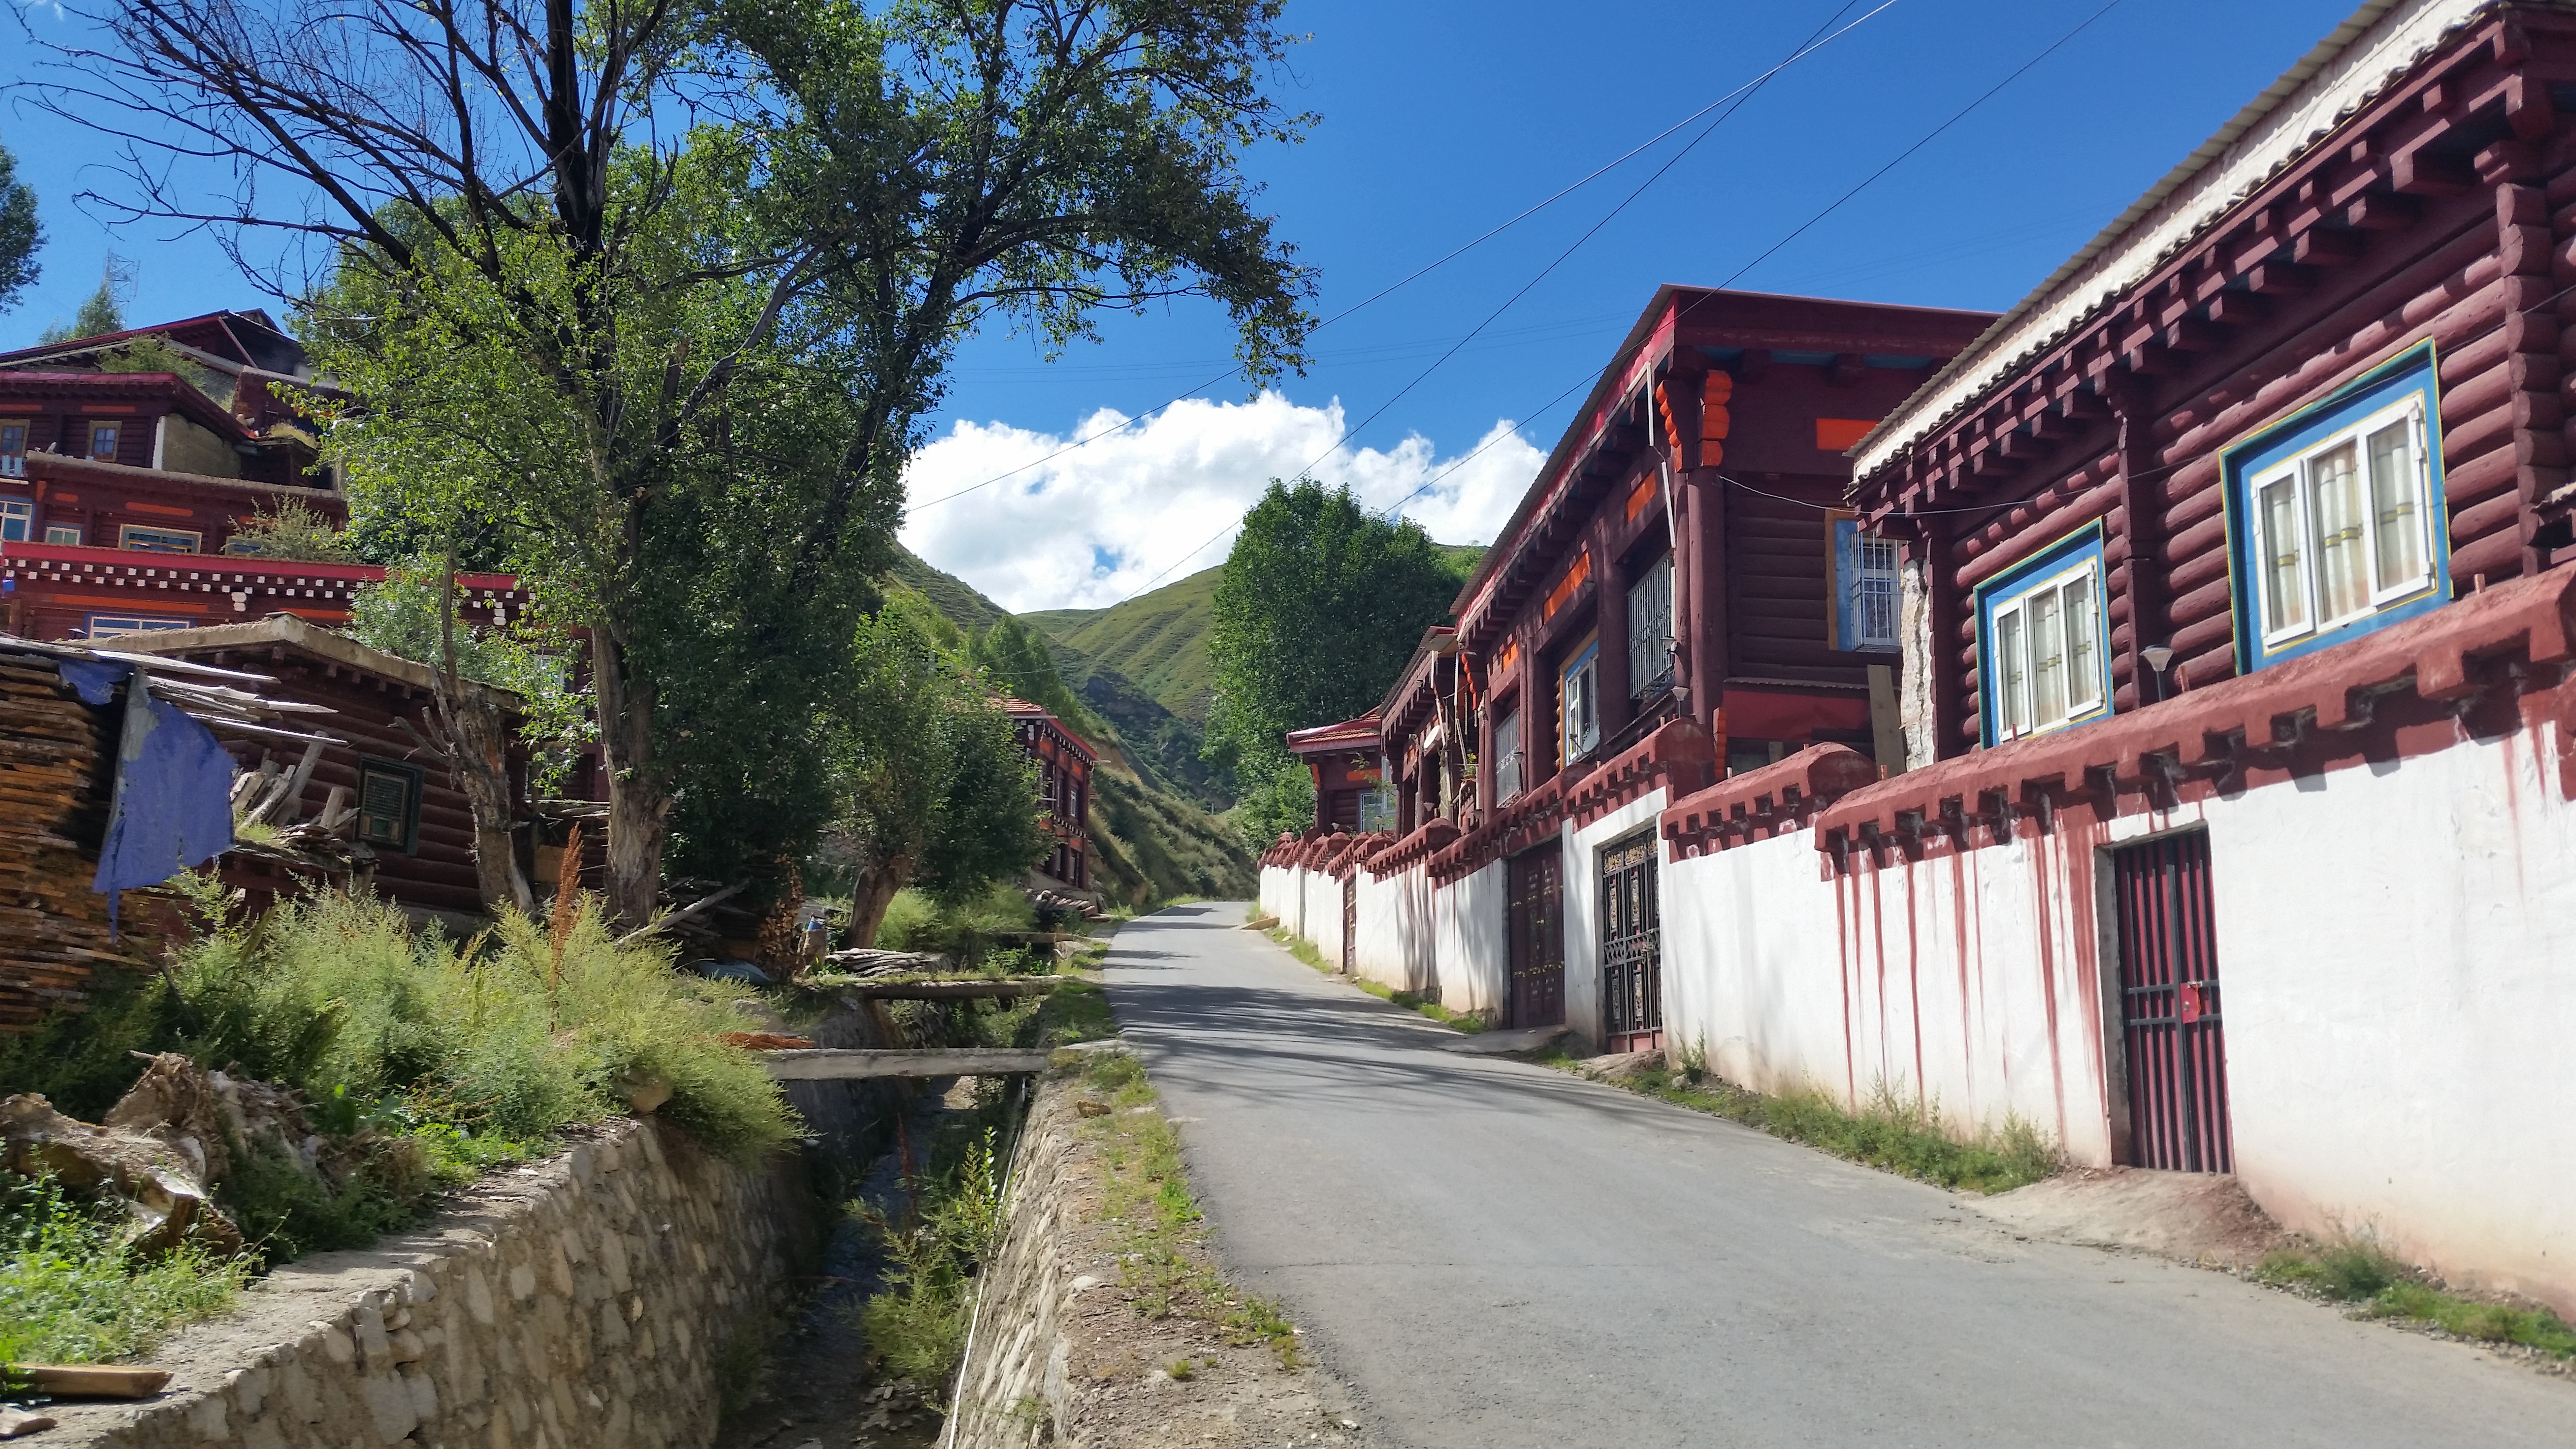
[0,310,527,642]
[1004,700,1095,895]
[116,616,540,925]
[1268,0,2576,1317]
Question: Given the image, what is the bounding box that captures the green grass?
[1578,1055,2061,1195]
[849,1103,1010,1391]
[1266,929,1484,1032]
[0,882,799,1346]
[1076,1052,1298,1368]
[2256,1236,2576,1358]
[0,1170,252,1367]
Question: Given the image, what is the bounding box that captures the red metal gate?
[2112,831,2234,1173]
[1505,846,1564,1029]
[1600,831,1662,1052]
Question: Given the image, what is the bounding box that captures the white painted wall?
[1302,869,1345,968]
[1432,859,1508,1020]
[1352,864,1434,995]
[1660,724,2576,1315]
[1555,789,1670,1050]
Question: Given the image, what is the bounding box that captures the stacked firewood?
[0,639,345,1032]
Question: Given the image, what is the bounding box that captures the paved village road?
[1100,903,2576,1449]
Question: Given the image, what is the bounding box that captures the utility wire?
[1120,0,1893,593]
[909,0,1901,516]
[1259,0,2132,576]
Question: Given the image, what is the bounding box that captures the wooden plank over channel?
[829,979,1063,1001]
[757,1048,1057,1080]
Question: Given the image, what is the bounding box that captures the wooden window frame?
[1975,525,2111,747]
[1827,511,1903,651]
[0,419,27,479]
[1492,703,1524,805]
[44,524,81,546]
[0,496,28,543]
[87,422,121,462]
[82,613,193,637]
[118,524,203,554]
[1558,638,1601,766]
[2223,343,2451,675]
[356,758,425,855]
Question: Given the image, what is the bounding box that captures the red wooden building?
[1285,709,1386,835]
[1003,699,1095,894]
[113,614,541,926]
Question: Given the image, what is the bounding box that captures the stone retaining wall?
[47,1118,820,1449]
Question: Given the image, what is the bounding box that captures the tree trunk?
[592,626,672,927]
[847,856,912,951]
[434,562,534,916]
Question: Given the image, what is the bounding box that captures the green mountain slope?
[1024,566,1224,724]
[884,547,1255,906]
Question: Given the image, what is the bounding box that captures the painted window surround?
[1559,639,1601,766]
[357,759,424,854]
[2223,343,2451,674]
[1974,522,2112,748]
[83,613,193,637]
[0,497,27,543]
[119,525,203,554]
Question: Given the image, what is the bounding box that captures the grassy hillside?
[1025,565,1224,724]
[884,547,1255,906]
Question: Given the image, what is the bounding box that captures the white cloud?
[899,392,1546,613]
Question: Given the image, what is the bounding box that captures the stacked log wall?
[0,650,155,1032]
[1931,163,2567,749]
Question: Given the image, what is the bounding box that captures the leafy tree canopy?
[0,143,40,315]
[1205,479,1465,839]
[32,0,1317,921]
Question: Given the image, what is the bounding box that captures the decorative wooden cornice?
[1659,743,1882,859]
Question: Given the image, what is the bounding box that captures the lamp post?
[2141,644,2175,704]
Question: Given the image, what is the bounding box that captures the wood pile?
[0,638,343,1033]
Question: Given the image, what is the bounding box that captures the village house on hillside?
[1267,0,2576,1319]
[0,310,528,641]
[1003,697,1097,899]
[1269,286,1994,1043]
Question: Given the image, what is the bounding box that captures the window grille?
[1856,535,1900,647]
[1560,644,1600,762]
[1492,708,1523,804]
[1626,554,1674,698]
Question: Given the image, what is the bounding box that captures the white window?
[119,525,202,554]
[83,613,194,637]
[1986,556,2106,742]
[1831,515,1902,650]
[1560,643,1600,763]
[44,525,80,546]
[0,421,26,478]
[2247,394,2435,651]
[0,498,28,543]
[1854,534,1900,647]
[1493,707,1523,804]
[1626,553,1674,698]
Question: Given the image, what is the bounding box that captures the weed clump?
[2256,1234,2576,1359]
[1590,1058,2061,1195]
[852,1111,1010,1390]
[0,1169,251,1366]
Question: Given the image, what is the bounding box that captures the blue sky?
[1,0,2366,610]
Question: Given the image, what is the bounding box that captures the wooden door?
[1505,846,1565,1029]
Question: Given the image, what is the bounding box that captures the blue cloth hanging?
[64,660,237,932]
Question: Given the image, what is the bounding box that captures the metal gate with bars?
[1600,832,1662,1052]
[1505,846,1565,1029]
[2112,831,2234,1173]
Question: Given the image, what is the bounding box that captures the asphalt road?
[1100,902,2576,1449]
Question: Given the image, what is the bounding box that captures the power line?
[1118,0,1896,593]
[908,0,1900,516]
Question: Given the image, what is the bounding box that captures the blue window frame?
[0,497,29,543]
[1975,524,2111,746]
[1559,638,1600,764]
[2225,344,2449,673]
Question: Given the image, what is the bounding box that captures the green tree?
[819,611,1045,947]
[39,256,128,343]
[1206,480,1465,841]
[0,142,41,314]
[36,0,1316,922]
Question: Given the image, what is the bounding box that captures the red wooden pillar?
[1594,514,1631,744]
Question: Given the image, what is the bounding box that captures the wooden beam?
[759,1048,1059,1080]
[830,979,1063,1001]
